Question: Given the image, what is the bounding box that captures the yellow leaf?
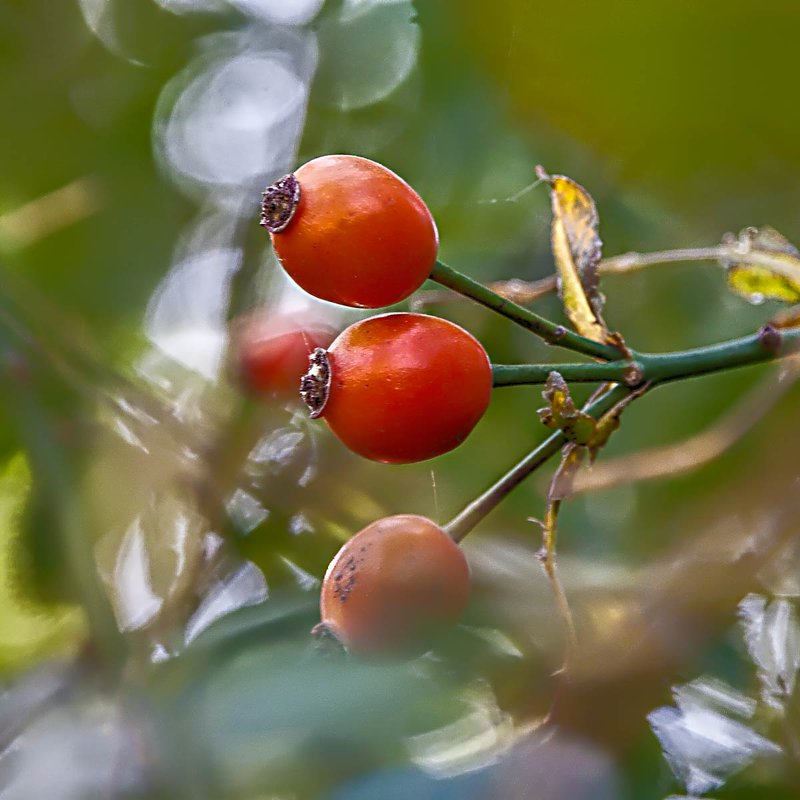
[538,166,609,343]
[723,227,800,305]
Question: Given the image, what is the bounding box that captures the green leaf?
[722,226,800,304]
[0,454,84,674]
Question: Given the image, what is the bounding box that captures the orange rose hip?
[262,155,438,308]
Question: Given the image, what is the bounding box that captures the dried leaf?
[548,444,586,502]
[537,372,596,446]
[722,226,800,305]
[538,371,577,422]
[538,166,608,343]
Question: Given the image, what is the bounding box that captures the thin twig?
[534,499,577,671]
[572,356,800,494]
[430,260,624,361]
[445,385,631,543]
[0,177,103,251]
[415,244,800,308]
[492,325,800,389]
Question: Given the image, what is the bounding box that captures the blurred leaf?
[738,593,800,711]
[152,605,470,798]
[94,489,206,635]
[648,677,780,796]
[0,694,139,800]
[328,763,490,800]
[538,167,609,343]
[0,454,84,674]
[722,227,800,305]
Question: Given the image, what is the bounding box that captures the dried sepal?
[538,371,597,446]
[260,173,301,234]
[300,347,331,418]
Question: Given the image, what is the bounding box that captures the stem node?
[758,323,782,355]
[624,361,645,387]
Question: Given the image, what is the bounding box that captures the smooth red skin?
[236,319,335,398]
[321,313,492,463]
[271,155,438,308]
[320,514,470,656]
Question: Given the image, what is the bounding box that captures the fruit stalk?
[430,259,623,361]
[444,383,631,542]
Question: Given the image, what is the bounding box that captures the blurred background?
[1,1,800,797]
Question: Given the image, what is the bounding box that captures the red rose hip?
[233,313,335,399]
[262,155,438,308]
[301,313,492,463]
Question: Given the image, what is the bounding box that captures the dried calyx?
[300,347,331,418]
[260,173,300,233]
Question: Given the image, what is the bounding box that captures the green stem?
[445,384,630,542]
[430,260,622,361]
[492,325,800,388]
[493,361,637,386]
[638,327,799,383]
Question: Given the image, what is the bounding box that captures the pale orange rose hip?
[318,514,470,657]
